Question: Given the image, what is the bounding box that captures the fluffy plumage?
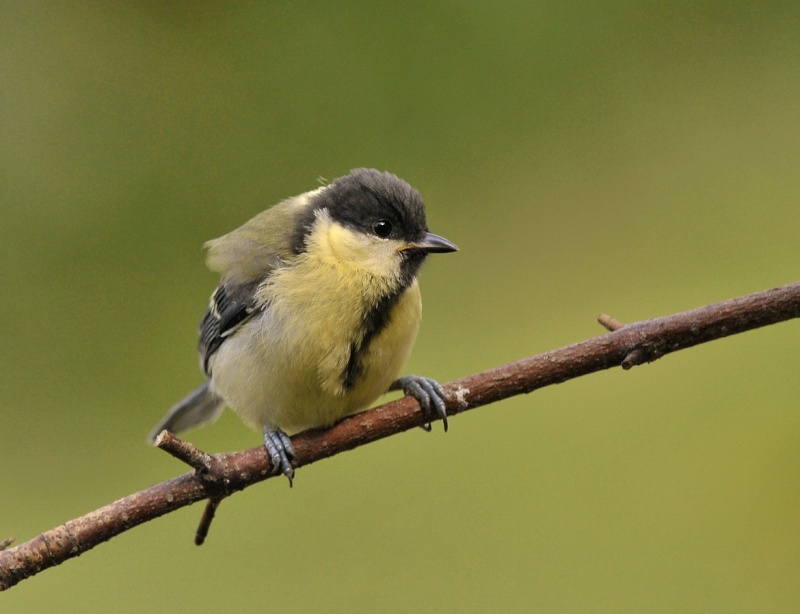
[148,168,457,482]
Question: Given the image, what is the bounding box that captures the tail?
[147,381,226,444]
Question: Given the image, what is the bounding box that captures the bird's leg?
[390,375,449,432]
[262,426,296,486]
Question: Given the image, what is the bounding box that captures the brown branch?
[2,281,800,590]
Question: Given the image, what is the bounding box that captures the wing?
[198,191,320,375]
[198,283,260,376]
[204,192,319,286]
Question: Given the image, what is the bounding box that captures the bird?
[147,168,458,484]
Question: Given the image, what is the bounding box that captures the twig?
[154,430,238,542]
[2,281,799,591]
[195,499,221,546]
[155,430,215,473]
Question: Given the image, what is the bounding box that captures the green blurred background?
[3,2,799,612]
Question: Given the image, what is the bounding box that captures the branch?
[2,281,800,590]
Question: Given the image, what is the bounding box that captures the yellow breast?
[215,218,423,433]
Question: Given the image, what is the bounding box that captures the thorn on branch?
[597,314,649,370]
[620,347,649,370]
[0,538,14,551]
[597,314,624,331]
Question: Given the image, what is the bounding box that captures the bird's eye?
[372,220,392,238]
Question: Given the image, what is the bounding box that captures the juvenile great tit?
[148,168,458,483]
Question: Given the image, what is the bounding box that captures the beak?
[400,231,459,254]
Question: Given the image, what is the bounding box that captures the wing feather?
[198,284,259,376]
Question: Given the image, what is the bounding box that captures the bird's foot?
[262,427,296,486]
[391,375,449,432]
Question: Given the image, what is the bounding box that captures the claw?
[391,375,449,432]
[262,427,296,486]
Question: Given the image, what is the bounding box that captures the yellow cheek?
[310,219,402,278]
[325,223,362,261]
